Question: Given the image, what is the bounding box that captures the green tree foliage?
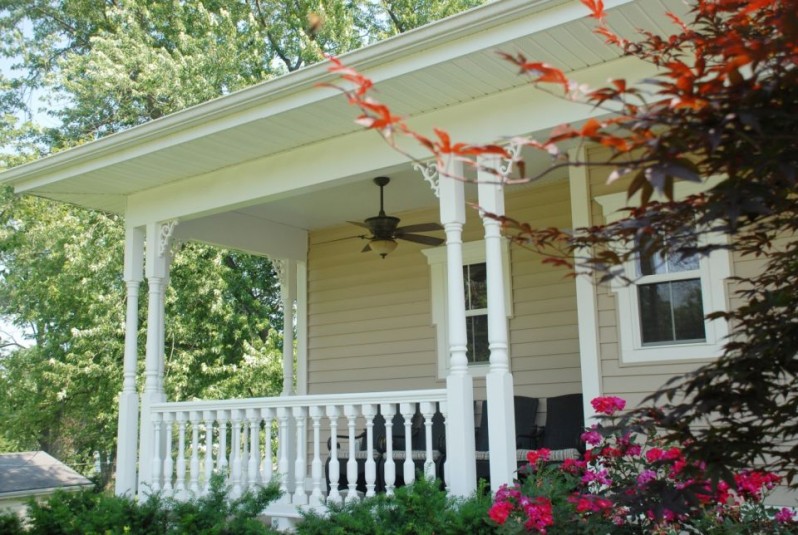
[0,0,483,481]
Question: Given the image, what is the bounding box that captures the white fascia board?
[126,54,654,226]
[0,0,635,194]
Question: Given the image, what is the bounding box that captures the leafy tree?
[327,0,798,486]
[0,0,484,480]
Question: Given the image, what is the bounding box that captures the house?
[0,451,93,517]
[0,0,771,525]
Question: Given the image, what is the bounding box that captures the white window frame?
[596,179,731,365]
[422,240,513,379]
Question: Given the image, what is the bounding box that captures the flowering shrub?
[489,396,798,534]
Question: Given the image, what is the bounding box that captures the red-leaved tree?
[327,0,798,487]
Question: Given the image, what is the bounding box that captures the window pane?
[639,279,705,345]
[668,253,700,273]
[466,314,490,363]
[672,279,706,340]
[638,283,674,343]
[463,263,487,310]
[638,236,699,275]
[639,250,667,276]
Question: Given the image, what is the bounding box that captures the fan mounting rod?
[374,176,390,215]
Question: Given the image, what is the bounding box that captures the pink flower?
[734,470,781,500]
[636,469,657,486]
[523,497,554,533]
[560,458,586,474]
[488,500,514,525]
[526,448,551,465]
[581,428,602,446]
[582,468,612,486]
[590,396,626,415]
[775,507,796,524]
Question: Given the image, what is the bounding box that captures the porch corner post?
[478,155,516,490]
[116,225,144,496]
[275,259,297,396]
[138,220,176,495]
[274,258,297,494]
[439,156,477,496]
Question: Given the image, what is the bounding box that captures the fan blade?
[396,222,443,233]
[398,234,445,246]
[361,242,372,253]
[348,220,371,229]
[316,234,368,245]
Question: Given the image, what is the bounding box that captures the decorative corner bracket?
[412,160,441,198]
[158,220,179,257]
[272,258,288,288]
[498,140,523,178]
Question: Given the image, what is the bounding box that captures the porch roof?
[0,0,677,221]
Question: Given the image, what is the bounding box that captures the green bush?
[2,474,280,535]
[0,511,24,534]
[295,477,496,535]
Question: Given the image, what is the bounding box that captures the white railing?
[147,389,448,507]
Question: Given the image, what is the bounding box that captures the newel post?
[478,154,516,490]
[138,220,176,495]
[439,156,477,496]
[115,226,144,496]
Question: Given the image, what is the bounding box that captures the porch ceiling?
[0,0,683,221]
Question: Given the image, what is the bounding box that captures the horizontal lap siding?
[306,182,583,401]
[307,207,440,395]
[506,181,581,400]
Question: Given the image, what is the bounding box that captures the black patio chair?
[475,395,539,482]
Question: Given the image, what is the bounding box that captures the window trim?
[596,180,731,365]
[422,240,512,379]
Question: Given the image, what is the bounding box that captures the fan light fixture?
[370,239,398,258]
[347,176,444,259]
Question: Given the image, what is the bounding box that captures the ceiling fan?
[349,176,444,258]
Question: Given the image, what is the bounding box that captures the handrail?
[150,388,447,413]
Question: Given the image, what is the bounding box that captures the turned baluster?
[230,409,243,498]
[189,411,201,495]
[261,408,274,485]
[308,405,324,505]
[344,404,359,503]
[362,403,377,498]
[292,406,308,505]
[203,410,215,494]
[247,408,261,489]
[326,405,342,504]
[420,402,436,481]
[175,412,188,498]
[163,412,175,496]
[400,403,415,486]
[381,403,397,495]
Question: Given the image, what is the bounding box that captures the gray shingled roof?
[0,451,93,495]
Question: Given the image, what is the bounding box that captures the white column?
[439,157,476,496]
[478,154,517,490]
[275,259,297,396]
[274,259,298,500]
[138,220,175,494]
[116,226,144,496]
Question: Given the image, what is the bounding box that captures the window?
[596,182,731,365]
[463,263,489,363]
[636,240,706,346]
[423,241,512,378]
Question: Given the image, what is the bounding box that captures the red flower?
[526,448,552,465]
[590,396,626,415]
[488,501,514,525]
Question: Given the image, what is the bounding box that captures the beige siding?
[306,181,582,401]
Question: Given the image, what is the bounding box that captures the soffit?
[0,0,682,216]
